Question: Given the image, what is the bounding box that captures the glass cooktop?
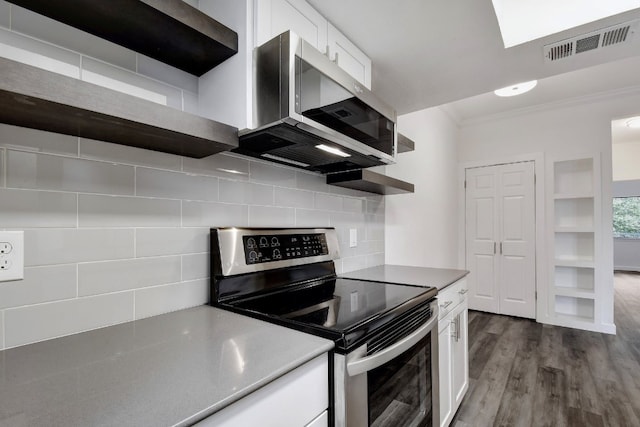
[228,277,437,352]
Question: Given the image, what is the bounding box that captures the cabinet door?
[327,23,372,89]
[451,305,469,407]
[438,321,453,427]
[254,0,328,51]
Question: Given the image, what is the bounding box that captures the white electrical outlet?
[0,231,24,282]
[349,228,357,248]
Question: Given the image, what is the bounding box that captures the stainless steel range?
[210,227,439,427]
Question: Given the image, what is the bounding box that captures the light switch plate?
[0,231,24,282]
[349,228,357,248]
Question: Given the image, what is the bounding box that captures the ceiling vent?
[544,20,638,62]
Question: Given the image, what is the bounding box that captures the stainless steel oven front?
[333,301,439,427]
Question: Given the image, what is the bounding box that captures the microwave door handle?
[346,303,439,377]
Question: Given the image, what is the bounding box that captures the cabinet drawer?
[437,278,468,320]
[197,354,328,427]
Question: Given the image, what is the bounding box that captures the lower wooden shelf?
[326,169,414,195]
[0,57,238,158]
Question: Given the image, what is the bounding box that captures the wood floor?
[451,272,640,427]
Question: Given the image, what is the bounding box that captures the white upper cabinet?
[255,0,328,51]
[254,0,372,88]
[327,23,372,88]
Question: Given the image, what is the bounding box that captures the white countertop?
[0,305,333,426]
[340,264,469,290]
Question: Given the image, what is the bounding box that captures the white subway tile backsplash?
[183,152,250,180]
[10,5,137,71]
[0,123,79,156]
[367,197,385,215]
[25,229,134,266]
[136,168,218,201]
[79,138,182,171]
[0,27,80,78]
[315,193,343,211]
[250,161,297,187]
[134,279,208,320]
[342,255,367,273]
[219,180,273,205]
[366,214,385,241]
[182,253,209,281]
[81,58,182,108]
[0,312,4,350]
[248,206,295,227]
[274,187,314,208]
[182,201,248,227]
[78,257,182,296]
[295,209,330,227]
[0,265,77,309]
[296,171,327,192]
[79,194,181,228]
[0,1,9,29]
[366,253,385,268]
[0,189,77,228]
[0,148,5,188]
[137,54,198,93]
[6,150,135,195]
[136,228,208,257]
[183,91,199,115]
[4,292,134,348]
[343,197,364,213]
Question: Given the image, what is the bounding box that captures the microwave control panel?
[242,233,328,265]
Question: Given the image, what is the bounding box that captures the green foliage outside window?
[613,197,640,239]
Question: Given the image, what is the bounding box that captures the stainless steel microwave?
[236,31,397,174]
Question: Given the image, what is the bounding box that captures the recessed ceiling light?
[316,144,351,158]
[625,117,640,128]
[494,80,538,97]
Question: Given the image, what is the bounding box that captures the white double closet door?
[465,161,536,319]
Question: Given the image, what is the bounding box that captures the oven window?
[295,57,395,156]
[368,333,432,427]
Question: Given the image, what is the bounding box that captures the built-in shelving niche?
[6,0,238,76]
[0,57,238,158]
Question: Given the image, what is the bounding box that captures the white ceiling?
[308,0,640,117]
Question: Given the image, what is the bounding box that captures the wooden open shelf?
[0,57,238,158]
[7,0,238,76]
[327,169,414,195]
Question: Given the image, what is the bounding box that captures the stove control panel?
[242,233,328,264]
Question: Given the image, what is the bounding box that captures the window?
[613,197,640,239]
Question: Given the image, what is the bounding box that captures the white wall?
[384,107,459,268]
[0,1,384,350]
[457,89,640,332]
[613,141,640,181]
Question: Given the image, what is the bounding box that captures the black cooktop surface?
[224,277,437,352]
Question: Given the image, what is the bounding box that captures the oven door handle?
[346,303,439,377]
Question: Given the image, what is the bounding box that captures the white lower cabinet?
[196,354,328,427]
[438,279,469,427]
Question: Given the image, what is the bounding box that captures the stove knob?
[271,237,280,247]
[273,248,281,259]
[248,251,258,262]
[246,238,257,249]
[259,237,268,248]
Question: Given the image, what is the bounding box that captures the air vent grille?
[544,20,637,62]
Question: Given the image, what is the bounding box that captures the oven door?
[334,302,439,427]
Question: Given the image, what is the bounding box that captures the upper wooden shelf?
[397,133,415,153]
[0,57,238,158]
[7,0,238,76]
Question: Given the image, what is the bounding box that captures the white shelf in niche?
[555,227,594,233]
[554,288,595,300]
[553,158,594,196]
[554,197,594,229]
[553,193,594,200]
[554,296,595,322]
[555,232,594,262]
[554,258,595,268]
[554,266,595,291]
